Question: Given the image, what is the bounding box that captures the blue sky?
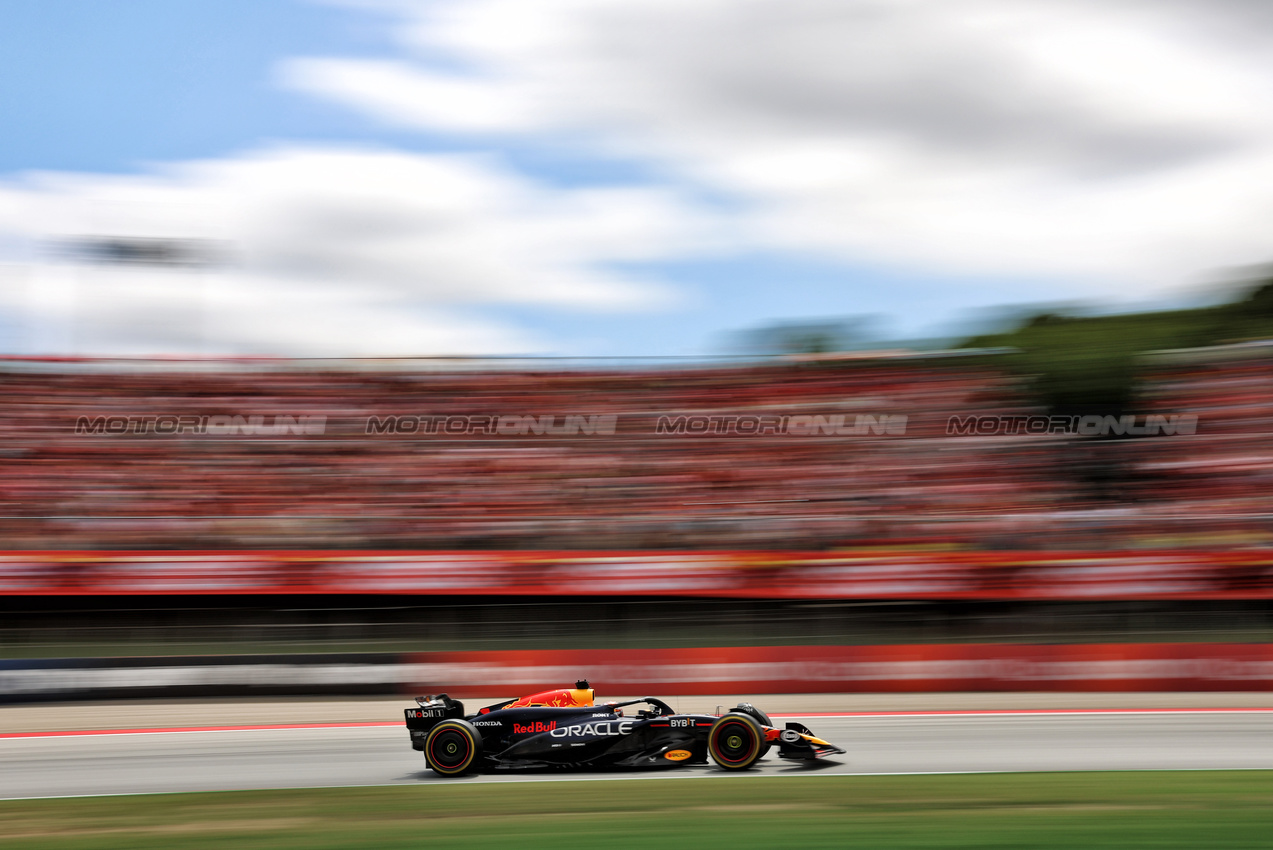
[0,1,426,174]
[1,0,1268,357]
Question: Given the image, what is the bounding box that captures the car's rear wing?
[404,694,467,750]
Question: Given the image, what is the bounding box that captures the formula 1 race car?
[404,680,845,776]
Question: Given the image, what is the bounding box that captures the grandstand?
[2,349,1272,670]
[0,348,1262,553]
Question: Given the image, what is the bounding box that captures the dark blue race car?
[405,680,845,776]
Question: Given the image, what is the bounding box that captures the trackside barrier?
[405,644,1273,696]
[0,654,407,704]
[1,550,1272,599]
[3,644,1271,703]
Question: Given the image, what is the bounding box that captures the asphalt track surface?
[2,710,1272,799]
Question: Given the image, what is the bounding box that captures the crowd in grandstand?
[0,349,1266,551]
[1128,345,1273,548]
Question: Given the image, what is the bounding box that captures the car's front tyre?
[707,713,764,770]
[730,704,774,759]
[424,719,483,776]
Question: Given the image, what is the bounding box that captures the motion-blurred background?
[3,0,1273,701]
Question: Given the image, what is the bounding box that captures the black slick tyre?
[730,703,773,728]
[730,704,774,759]
[425,719,482,776]
[707,713,764,770]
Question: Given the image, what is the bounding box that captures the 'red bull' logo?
[513,721,557,734]
[505,688,594,709]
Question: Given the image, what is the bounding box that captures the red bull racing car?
[404,680,845,776]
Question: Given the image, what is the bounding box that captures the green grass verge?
[2,772,1271,849]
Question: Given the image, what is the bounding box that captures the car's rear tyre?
[707,713,764,770]
[425,719,482,776]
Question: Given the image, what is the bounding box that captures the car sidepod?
[610,714,715,767]
[495,709,640,766]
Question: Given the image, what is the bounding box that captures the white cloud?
[285,0,1273,291]
[0,146,720,355]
